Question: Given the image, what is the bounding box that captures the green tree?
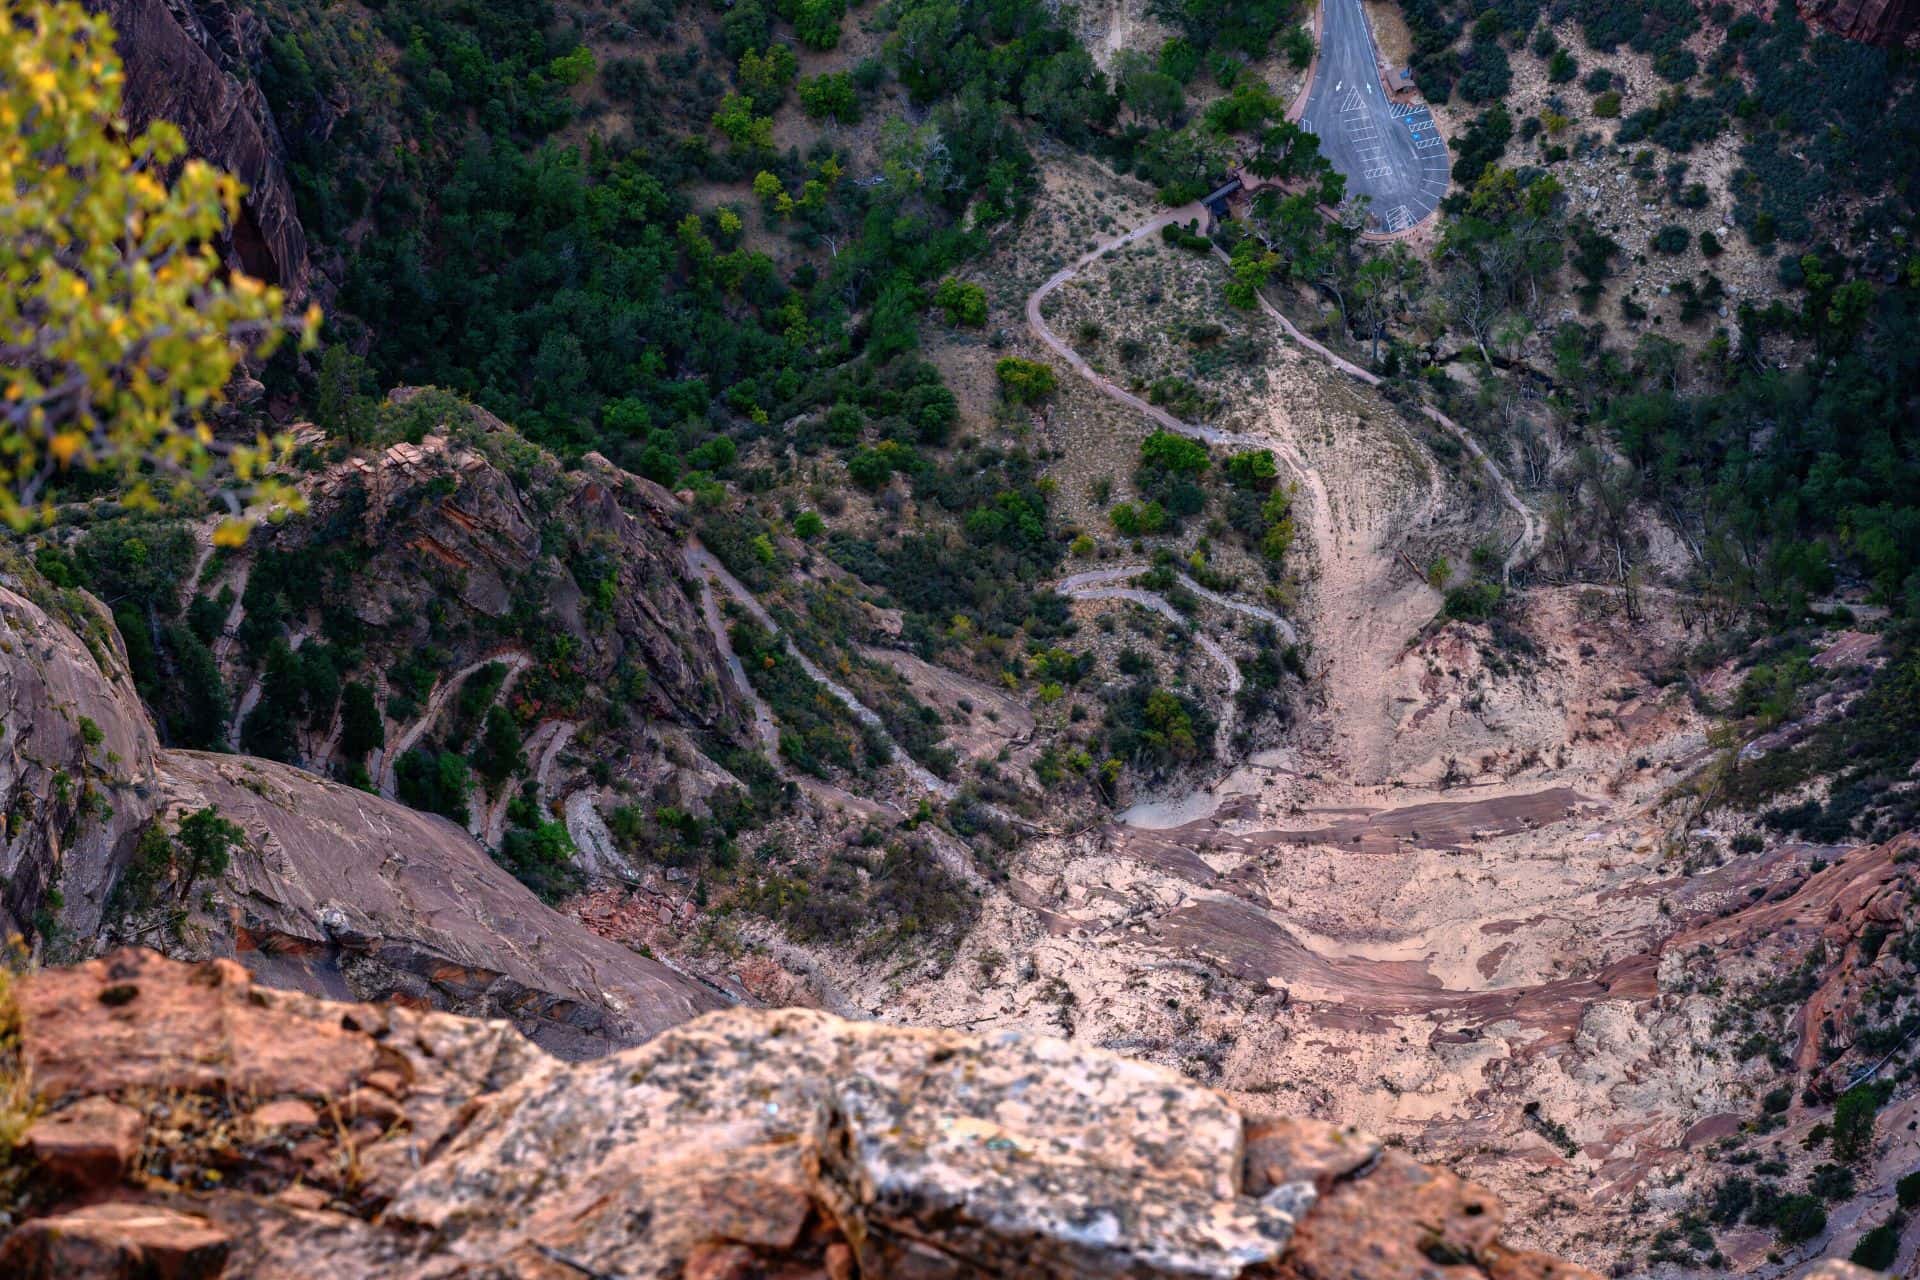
[797,71,859,122]
[1109,500,1167,536]
[241,640,304,762]
[1652,224,1690,254]
[164,624,229,750]
[1773,1193,1827,1244]
[1020,47,1114,142]
[1850,1222,1898,1270]
[1225,237,1279,308]
[339,681,384,760]
[1832,1084,1882,1163]
[1143,688,1198,759]
[397,749,473,823]
[713,93,773,149]
[1140,430,1209,476]
[547,45,595,86]
[1224,449,1277,488]
[1259,489,1294,562]
[497,809,580,900]
[174,805,245,899]
[1,0,316,537]
[739,44,797,109]
[1115,52,1184,127]
[472,705,526,793]
[794,0,845,50]
[315,345,376,444]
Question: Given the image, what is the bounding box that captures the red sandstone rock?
[246,1099,322,1137]
[0,1202,231,1280]
[0,950,1606,1280]
[24,1097,145,1189]
[17,950,376,1101]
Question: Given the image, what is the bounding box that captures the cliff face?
[0,584,159,945]
[1801,0,1920,44]
[87,0,311,296]
[274,401,748,759]
[0,562,723,1056]
[0,948,1600,1280]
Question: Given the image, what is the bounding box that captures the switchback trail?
[1056,576,1248,759]
[1211,243,1543,581]
[1025,206,1540,580]
[683,543,958,802]
[1027,207,1260,450]
[1057,564,1299,645]
[1024,201,1542,787]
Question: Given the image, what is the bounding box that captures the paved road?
[1297,0,1450,235]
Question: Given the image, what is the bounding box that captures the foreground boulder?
[0,949,1597,1279]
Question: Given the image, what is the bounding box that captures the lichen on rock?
[0,949,1597,1280]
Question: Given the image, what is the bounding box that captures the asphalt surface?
[1297,0,1451,234]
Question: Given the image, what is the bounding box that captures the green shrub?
[1652,224,1690,254]
[1443,580,1503,621]
[339,682,384,760]
[995,357,1058,404]
[1851,1222,1899,1270]
[1224,449,1277,488]
[396,749,473,823]
[1109,500,1168,537]
[1138,430,1209,476]
[933,278,988,327]
[1772,1193,1826,1243]
[793,0,845,49]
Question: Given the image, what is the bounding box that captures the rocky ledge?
[0,948,1597,1280]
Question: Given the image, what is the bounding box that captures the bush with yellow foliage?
[1,0,318,541]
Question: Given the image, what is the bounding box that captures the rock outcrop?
[152,748,728,1056]
[239,401,749,799]
[0,949,1601,1280]
[87,0,311,296]
[0,582,159,944]
[0,564,723,1055]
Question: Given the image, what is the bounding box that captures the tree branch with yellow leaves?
[2,0,320,544]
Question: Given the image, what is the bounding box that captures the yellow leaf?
[49,431,84,465]
[211,517,252,547]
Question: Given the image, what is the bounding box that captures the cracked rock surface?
[1,949,1599,1280]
